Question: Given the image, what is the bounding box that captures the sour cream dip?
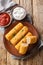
[13,7,26,20]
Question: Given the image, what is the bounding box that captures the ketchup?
[0,13,10,26]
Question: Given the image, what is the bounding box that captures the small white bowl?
[12,7,27,20]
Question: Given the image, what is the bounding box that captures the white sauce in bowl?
[13,7,26,20]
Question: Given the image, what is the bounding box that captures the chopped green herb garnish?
[22,36,24,38]
[21,30,24,32]
[14,28,16,30]
[12,33,16,37]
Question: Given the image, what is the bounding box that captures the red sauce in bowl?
[0,13,10,26]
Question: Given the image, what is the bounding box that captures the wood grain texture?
[33,0,43,40]
[0,32,7,65]
[7,52,21,65]
[7,50,43,65]
[13,0,19,4]
[0,0,43,65]
[19,0,32,15]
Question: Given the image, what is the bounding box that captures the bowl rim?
[0,12,12,28]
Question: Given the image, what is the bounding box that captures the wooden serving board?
[3,21,39,57]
